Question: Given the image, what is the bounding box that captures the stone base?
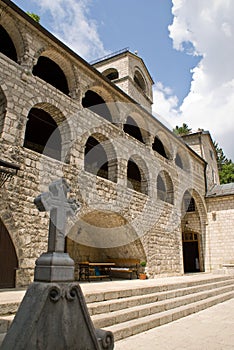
[1,281,114,350]
[34,252,75,282]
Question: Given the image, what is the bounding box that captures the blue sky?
[12,0,234,160]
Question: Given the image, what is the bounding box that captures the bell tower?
[92,48,154,112]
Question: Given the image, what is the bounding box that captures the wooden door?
[0,219,18,288]
[182,232,200,273]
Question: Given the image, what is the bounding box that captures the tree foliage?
[26,12,40,23]
[173,123,192,136]
[214,141,233,184]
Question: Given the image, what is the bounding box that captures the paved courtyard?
[115,298,234,350]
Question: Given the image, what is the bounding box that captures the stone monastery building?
[0,0,234,288]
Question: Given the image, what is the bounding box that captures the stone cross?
[34,178,80,253]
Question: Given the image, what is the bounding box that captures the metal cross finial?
[34,178,80,253]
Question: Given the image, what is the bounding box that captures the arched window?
[183,191,196,212]
[0,25,17,62]
[84,136,117,182]
[0,88,7,136]
[23,108,62,161]
[152,136,168,159]
[124,116,144,143]
[134,70,146,92]
[33,56,69,95]
[82,90,112,123]
[175,153,183,169]
[103,68,119,81]
[157,171,174,204]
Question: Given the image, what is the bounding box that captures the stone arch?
[127,154,149,195]
[102,68,119,81]
[82,89,113,123]
[157,170,174,204]
[0,86,7,136]
[23,102,71,162]
[134,67,147,94]
[33,56,69,95]
[84,133,118,182]
[123,110,149,144]
[181,188,207,273]
[175,147,190,172]
[153,130,172,160]
[0,13,25,63]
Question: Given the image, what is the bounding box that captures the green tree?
[26,12,40,23]
[214,141,233,184]
[173,123,192,136]
[219,162,234,184]
[213,141,230,171]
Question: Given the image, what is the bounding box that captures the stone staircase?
[0,274,234,343]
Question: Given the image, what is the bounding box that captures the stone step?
[105,291,234,341]
[87,278,234,316]
[83,275,234,303]
[0,315,14,334]
[91,283,234,328]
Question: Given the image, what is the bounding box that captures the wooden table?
[78,262,115,282]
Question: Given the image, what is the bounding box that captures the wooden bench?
[107,259,140,280]
[78,262,115,282]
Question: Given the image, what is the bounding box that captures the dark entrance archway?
[0,219,18,288]
[182,232,200,273]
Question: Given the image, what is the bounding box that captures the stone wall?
[0,0,210,286]
[206,195,234,271]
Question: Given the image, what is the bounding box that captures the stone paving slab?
[114,298,234,350]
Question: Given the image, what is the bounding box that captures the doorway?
[0,219,18,288]
[182,232,200,273]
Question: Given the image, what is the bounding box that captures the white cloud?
[152,83,179,129]
[34,0,107,60]
[154,0,234,160]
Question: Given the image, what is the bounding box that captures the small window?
[209,150,213,159]
[134,70,146,92]
[103,68,119,81]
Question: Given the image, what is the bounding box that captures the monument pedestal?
[1,179,114,350]
[1,281,113,350]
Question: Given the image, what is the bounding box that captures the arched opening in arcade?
[152,136,168,159]
[0,218,18,288]
[127,158,148,195]
[84,135,117,182]
[0,25,17,62]
[124,116,145,144]
[157,171,174,204]
[33,56,69,95]
[82,90,112,123]
[23,107,62,161]
[181,190,205,273]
